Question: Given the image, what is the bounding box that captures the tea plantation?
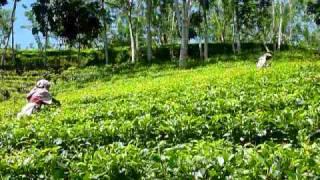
[1,53,320,178]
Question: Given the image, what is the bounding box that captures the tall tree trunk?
[198,29,203,59]
[203,8,208,60]
[263,38,270,52]
[169,10,175,60]
[1,31,11,66]
[277,1,283,50]
[101,0,109,65]
[174,0,182,37]
[126,0,136,63]
[11,14,15,65]
[272,0,276,51]
[233,5,241,53]
[146,0,152,63]
[128,10,136,63]
[178,0,191,68]
[221,21,226,44]
[77,40,81,63]
[135,30,139,52]
[1,0,17,67]
[232,16,236,53]
[44,32,48,66]
[288,0,292,43]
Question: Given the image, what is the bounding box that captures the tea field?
[1,54,320,178]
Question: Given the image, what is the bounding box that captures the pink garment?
[27,87,52,105]
[17,80,53,118]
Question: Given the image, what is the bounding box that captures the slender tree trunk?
[231,0,235,52]
[178,0,191,68]
[146,0,152,63]
[287,0,293,44]
[232,12,236,54]
[203,8,208,60]
[233,5,241,53]
[236,15,241,53]
[1,32,11,66]
[135,30,139,52]
[11,15,15,65]
[44,32,48,66]
[1,0,17,67]
[199,40,203,59]
[174,0,182,37]
[103,25,109,65]
[263,38,270,52]
[221,21,226,44]
[198,29,203,59]
[101,0,109,65]
[128,10,136,63]
[277,1,283,50]
[77,40,81,63]
[170,10,175,60]
[271,0,276,51]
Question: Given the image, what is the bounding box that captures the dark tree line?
[0,0,319,68]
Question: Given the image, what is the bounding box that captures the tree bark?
[146,0,152,63]
[199,41,203,59]
[129,21,135,63]
[263,39,270,52]
[77,40,81,63]
[232,25,236,53]
[277,1,283,51]
[178,0,191,68]
[101,0,109,65]
[288,0,292,43]
[233,5,241,53]
[1,0,17,66]
[11,12,15,65]
[169,10,175,60]
[203,7,208,60]
[135,30,139,52]
[44,32,48,66]
[128,0,136,63]
[272,0,276,51]
[174,0,182,37]
[1,31,11,66]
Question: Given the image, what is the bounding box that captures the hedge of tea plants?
[0,55,320,178]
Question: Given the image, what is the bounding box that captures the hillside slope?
[1,58,320,178]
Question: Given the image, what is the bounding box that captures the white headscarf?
[36,79,51,89]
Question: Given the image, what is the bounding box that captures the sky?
[4,0,36,49]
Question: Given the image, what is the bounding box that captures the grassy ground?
[0,51,320,178]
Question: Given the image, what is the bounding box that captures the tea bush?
[0,51,320,178]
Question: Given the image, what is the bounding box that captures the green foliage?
[0,43,296,70]
[1,51,320,178]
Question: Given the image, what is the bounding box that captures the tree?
[31,0,51,63]
[1,0,19,66]
[23,10,44,52]
[0,0,7,6]
[308,0,320,25]
[175,0,192,68]
[32,0,102,59]
[101,0,109,65]
[146,0,152,62]
[126,0,137,63]
[0,1,9,67]
[111,0,137,63]
[233,0,241,53]
[307,0,320,51]
[0,9,10,52]
[190,10,203,59]
[199,0,209,60]
[277,0,283,50]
